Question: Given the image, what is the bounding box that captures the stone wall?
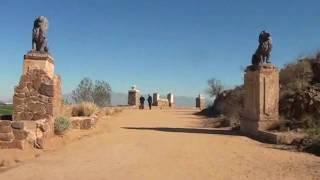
[70,114,98,130]
[0,118,54,149]
[241,64,279,135]
[13,69,62,121]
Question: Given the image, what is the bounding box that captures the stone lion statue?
[32,16,49,52]
[251,30,272,65]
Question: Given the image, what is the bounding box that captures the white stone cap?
[198,94,205,99]
[129,85,140,92]
[129,89,140,93]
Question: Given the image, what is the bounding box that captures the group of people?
[139,94,153,110]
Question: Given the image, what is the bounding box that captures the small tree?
[72,77,94,103]
[93,80,112,107]
[206,78,224,98]
[72,78,112,107]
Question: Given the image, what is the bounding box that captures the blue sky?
[0,0,319,100]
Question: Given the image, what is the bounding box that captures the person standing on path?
[139,96,145,109]
[147,95,152,110]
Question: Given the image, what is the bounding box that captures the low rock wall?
[0,118,54,149]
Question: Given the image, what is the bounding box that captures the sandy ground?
[0,109,319,180]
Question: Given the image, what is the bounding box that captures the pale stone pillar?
[153,93,160,106]
[167,93,175,107]
[13,51,62,121]
[196,94,205,109]
[240,64,279,135]
[128,86,140,106]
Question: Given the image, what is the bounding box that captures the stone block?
[70,118,81,129]
[23,53,54,79]
[80,118,92,130]
[0,120,12,126]
[0,132,14,141]
[13,96,24,106]
[13,129,28,140]
[0,126,12,133]
[39,83,54,97]
[11,121,25,129]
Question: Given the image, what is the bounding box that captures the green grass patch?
[0,105,13,115]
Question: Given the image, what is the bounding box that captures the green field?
[0,105,13,115]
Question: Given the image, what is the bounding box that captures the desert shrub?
[280,59,313,100]
[103,107,123,116]
[71,102,99,117]
[62,104,73,117]
[279,55,320,132]
[72,78,112,107]
[54,117,70,134]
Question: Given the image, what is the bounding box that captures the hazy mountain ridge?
[63,92,196,107]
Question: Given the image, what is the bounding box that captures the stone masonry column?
[128,86,140,106]
[196,94,205,109]
[240,64,279,136]
[13,51,62,121]
[153,93,160,106]
[167,93,175,108]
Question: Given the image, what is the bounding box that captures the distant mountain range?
[2,92,203,107]
[65,92,198,107]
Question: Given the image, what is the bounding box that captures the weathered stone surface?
[13,97,24,106]
[80,118,92,129]
[23,55,54,79]
[23,112,33,120]
[35,137,45,149]
[0,120,12,126]
[70,116,96,130]
[13,129,28,140]
[241,64,279,135]
[13,67,62,121]
[0,126,12,133]
[0,132,14,141]
[39,83,54,97]
[11,121,25,129]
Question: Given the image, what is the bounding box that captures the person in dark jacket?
[147,95,152,110]
[139,96,145,109]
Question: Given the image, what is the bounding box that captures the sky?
[0,0,319,101]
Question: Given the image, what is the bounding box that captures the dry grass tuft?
[71,102,99,117]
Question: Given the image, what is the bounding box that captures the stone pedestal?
[23,52,54,79]
[196,94,205,109]
[13,51,62,121]
[240,64,279,135]
[128,87,140,106]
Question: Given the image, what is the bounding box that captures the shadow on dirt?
[122,127,241,136]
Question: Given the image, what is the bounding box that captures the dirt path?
[0,109,319,180]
